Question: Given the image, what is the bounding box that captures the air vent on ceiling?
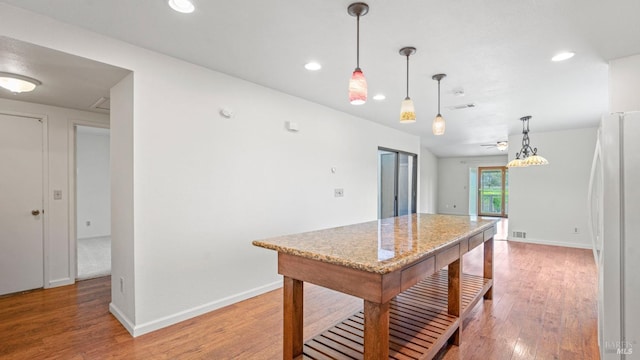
[90,97,110,112]
[447,103,476,110]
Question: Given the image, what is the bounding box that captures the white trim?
[128,280,282,337]
[507,237,592,249]
[109,302,135,335]
[41,115,50,288]
[48,277,74,287]
[67,119,110,282]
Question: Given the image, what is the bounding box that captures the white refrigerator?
[589,112,640,359]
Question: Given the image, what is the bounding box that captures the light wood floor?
[0,240,598,359]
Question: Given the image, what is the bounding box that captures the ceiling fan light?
[496,141,508,151]
[0,72,41,93]
[522,154,549,166]
[400,98,416,123]
[432,114,445,135]
[349,68,367,105]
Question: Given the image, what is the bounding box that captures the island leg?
[283,276,303,359]
[363,300,389,360]
[484,237,494,300]
[448,258,462,345]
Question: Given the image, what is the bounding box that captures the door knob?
[31,210,40,216]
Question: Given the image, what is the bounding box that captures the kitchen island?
[252,214,497,360]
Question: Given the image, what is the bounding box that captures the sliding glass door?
[477,166,508,217]
[378,148,417,219]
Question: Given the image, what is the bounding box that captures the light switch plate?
[334,188,344,197]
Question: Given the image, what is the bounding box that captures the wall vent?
[512,231,527,239]
[447,103,476,110]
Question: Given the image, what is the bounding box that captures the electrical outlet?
[334,188,344,197]
[120,277,124,293]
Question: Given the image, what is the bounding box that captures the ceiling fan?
[480,141,508,151]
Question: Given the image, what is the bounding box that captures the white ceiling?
[2,0,640,157]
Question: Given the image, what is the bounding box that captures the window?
[477,166,508,217]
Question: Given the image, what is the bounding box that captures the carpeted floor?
[77,236,111,279]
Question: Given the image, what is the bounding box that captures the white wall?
[0,97,109,287]
[110,73,136,326]
[609,53,640,113]
[508,127,597,248]
[437,155,508,215]
[0,4,421,336]
[419,147,438,213]
[76,127,110,239]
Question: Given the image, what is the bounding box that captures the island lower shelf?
[301,270,493,360]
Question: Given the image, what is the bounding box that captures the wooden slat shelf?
[301,271,492,360]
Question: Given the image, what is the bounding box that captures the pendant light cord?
[356,15,360,68]
[437,79,441,114]
[406,55,410,98]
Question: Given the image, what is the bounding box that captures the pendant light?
[347,2,369,105]
[399,47,417,123]
[432,74,446,135]
[506,116,549,168]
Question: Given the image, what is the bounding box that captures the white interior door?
[0,113,44,295]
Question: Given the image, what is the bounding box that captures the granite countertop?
[252,214,497,274]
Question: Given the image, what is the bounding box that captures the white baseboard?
[109,302,135,335]
[126,280,282,337]
[507,237,592,249]
[47,277,74,288]
[78,234,111,240]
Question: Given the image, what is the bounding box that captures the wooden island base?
[301,271,492,360]
[253,214,497,360]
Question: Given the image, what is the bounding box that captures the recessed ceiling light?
[304,62,322,71]
[373,94,386,101]
[551,51,575,62]
[168,0,195,13]
[0,72,41,93]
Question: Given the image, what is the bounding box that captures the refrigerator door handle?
[587,134,601,267]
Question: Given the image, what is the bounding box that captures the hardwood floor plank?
[0,240,598,359]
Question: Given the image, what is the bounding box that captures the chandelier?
[506,116,549,168]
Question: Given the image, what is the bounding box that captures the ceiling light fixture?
[431,74,446,135]
[551,51,575,62]
[399,47,417,123]
[506,116,549,168]
[496,141,508,151]
[347,2,369,105]
[304,62,322,71]
[373,94,386,101]
[0,72,41,93]
[168,0,195,13]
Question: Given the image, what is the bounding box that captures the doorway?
[378,148,417,219]
[477,166,508,217]
[0,112,46,295]
[75,125,111,279]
